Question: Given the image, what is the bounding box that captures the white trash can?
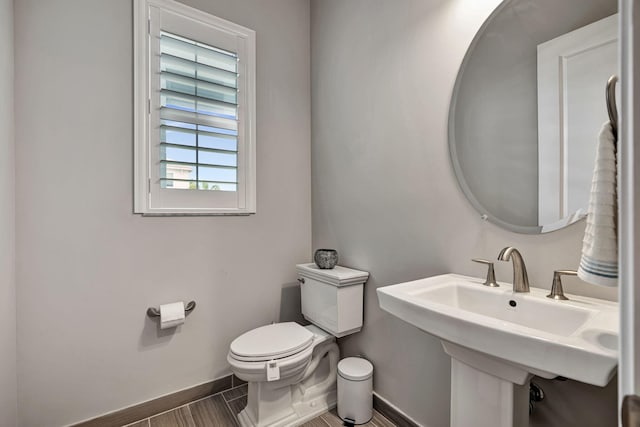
[337,357,373,424]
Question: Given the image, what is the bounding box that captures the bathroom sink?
[377,274,618,386]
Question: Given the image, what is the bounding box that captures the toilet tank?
[296,263,369,338]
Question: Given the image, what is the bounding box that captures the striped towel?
[578,122,618,286]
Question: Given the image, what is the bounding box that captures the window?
[134,0,256,215]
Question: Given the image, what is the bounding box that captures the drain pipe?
[529,381,545,414]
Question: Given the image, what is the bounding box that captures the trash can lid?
[338,357,373,381]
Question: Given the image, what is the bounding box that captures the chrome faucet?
[497,247,530,292]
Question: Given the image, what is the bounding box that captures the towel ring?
[606,74,618,141]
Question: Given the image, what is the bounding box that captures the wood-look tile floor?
[122,384,396,427]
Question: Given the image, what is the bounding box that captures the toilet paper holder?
[146,301,196,318]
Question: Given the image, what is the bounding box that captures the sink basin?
[377,273,618,387]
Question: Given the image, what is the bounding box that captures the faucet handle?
[472,258,499,287]
[546,270,577,300]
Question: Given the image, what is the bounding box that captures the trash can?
[337,357,373,424]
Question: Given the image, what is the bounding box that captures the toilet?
[228,263,369,427]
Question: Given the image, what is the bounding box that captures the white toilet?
[228,263,369,427]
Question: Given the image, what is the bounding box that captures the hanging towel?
[578,122,618,287]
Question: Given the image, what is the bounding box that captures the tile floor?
[122,383,396,427]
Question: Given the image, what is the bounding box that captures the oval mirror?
[449,0,618,234]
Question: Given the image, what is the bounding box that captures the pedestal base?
[450,359,530,427]
[443,342,532,427]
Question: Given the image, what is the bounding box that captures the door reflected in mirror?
[537,14,617,232]
[449,0,618,234]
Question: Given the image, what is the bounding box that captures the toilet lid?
[229,322,314,361]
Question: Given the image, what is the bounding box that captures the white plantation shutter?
[134,0,256,215]
[159,32,239,192]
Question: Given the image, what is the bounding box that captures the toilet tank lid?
[296,263,369,287]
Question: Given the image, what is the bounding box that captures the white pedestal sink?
[377,274,618,427]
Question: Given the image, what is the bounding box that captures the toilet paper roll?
[160,302,185,330]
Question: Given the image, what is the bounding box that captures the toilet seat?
[229,322,315,362]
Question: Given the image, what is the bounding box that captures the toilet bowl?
[228,264,369,427]
[228,323,339,427]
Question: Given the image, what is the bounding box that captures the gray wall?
[14,0,310,425]
[0,0,17,425]
[310,0,617,426]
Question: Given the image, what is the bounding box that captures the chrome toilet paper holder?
[146,300,196,318]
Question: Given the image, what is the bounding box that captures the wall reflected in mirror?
[449,0,618,234]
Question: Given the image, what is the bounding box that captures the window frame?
[134,0,256,215]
